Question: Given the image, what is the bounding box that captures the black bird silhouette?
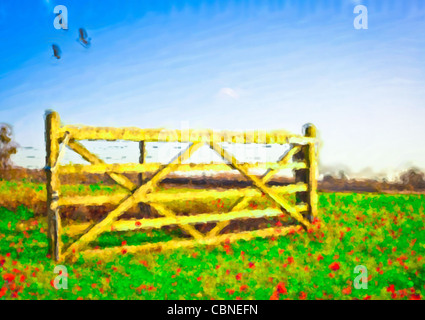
[52,44,61,59]
[78,28,91,48]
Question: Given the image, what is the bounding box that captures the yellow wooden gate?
[45,111,318,262]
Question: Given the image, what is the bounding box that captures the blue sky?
[0,0,424,179]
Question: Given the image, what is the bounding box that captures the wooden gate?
[45,111,318,262]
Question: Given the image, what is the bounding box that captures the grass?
[0,188,424,300]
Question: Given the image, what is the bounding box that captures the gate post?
[45,111,62,261]
[293,124,318,222]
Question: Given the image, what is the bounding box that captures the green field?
[0,183,424,300]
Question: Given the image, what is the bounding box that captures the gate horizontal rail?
[59,125,315,144]
[58,184,308,207]
[82,225,303,260]
[57,162,307,174]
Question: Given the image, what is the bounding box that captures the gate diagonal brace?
[207,144,303,237]
[63,141,204,260]
[207,142,311,234]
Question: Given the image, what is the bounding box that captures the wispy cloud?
[217,87,240,99]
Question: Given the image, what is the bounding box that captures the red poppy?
[235,273,242,281]
[342,286,352,295]
[397,289,408,298]
[226,289,235,295]
[299,292,307,300]
[135,284,147,293]
[270,291,279,300]
[248,262,255,269]
[387,285,395,294]
[287,257,294,264]
[240,285,248,291]
[329,262,340,271]
[3,273,15,282]
[135,221,141,227]
[397,255,408,262]
[276,282,287,294]
[317,254,324,261]
[409,294,421,300]
[0,287,7,297]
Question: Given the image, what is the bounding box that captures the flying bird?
[52,44,61,59]
[78,28,91,48]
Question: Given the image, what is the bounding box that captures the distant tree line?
[399,168,425,190]
[322,168,425,192]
